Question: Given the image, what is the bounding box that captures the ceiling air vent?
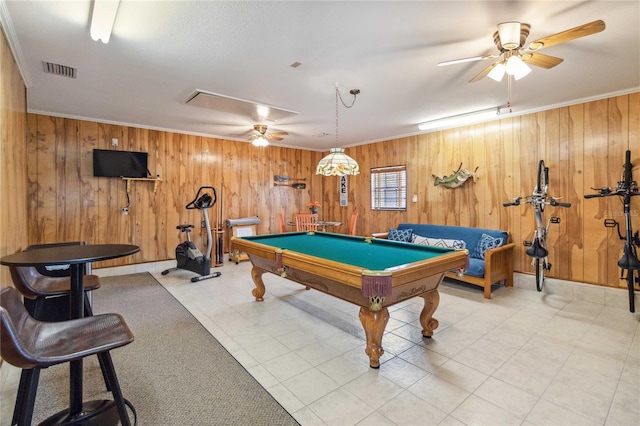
[184,90,298,122]
[42,61,77,79]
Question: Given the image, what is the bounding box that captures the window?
[371,165,407,210]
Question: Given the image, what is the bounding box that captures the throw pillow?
[412,235,466,249]
[388,228,413,242]
[473,233,503,259]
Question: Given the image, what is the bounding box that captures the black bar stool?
[0,287,134,425]
[8,242,109,425]
[12,242,100,321]
[8,264,101,320]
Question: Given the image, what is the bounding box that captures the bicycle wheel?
[535,258,545,291]
[623,150,632,188]
[536,160,549,210]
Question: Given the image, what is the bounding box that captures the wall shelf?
[122,177,161,193]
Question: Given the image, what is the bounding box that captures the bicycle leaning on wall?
[504,160,571,292]
[584,150,640,313]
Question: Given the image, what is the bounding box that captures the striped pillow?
[412,235,466,250]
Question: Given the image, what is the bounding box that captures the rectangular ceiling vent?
[42,61,77,79]
[184,90,298,122]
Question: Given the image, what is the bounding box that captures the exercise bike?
[162,186,222,282]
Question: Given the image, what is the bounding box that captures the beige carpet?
[31,272,299,425]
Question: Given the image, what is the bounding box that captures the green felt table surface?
[242,232,452,271]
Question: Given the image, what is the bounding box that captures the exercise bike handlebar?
[186,186,217,210]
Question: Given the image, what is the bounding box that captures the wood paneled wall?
[25,115,324,268]
[0,27,28,286]
[17,80,640,288]
[328,94,639,289]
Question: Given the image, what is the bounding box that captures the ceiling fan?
[438,20,605,83]
[248,124,288,147]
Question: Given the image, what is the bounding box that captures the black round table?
[1,243,139,425]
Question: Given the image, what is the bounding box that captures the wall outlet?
[121,207,129,215]
[111,138,118,146]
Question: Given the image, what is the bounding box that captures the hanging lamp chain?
[335,87,339,146]
[335,85,359,147]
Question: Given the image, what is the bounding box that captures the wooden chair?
[348,211,359,235]
[277,213,286,233]
[295,213,318,231]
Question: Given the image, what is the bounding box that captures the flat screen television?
[93,149,149,178]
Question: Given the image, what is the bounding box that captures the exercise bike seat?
[525,239,548,259]
[176,224,194,232]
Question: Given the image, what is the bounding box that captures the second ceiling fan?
[248,124,288,147]
[438,20,605,83]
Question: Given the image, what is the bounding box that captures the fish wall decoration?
[433,163,479,189]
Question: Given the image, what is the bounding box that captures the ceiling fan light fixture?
[90,0,120,43]
[252,136,269,147]
[497,22,521,50]
[487,63,506,82]
[505,55,531,80]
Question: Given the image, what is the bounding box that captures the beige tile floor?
[2,258,639,425]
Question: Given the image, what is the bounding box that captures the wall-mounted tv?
[93,149,149,178]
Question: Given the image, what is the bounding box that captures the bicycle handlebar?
[550,199,571,208]
[584,187,640,199]
[503,195,571,208]
[584,187,617,198]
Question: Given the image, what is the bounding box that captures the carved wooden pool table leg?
[250,266,266,301]
[420,290,440,337]
[358,307,390,368]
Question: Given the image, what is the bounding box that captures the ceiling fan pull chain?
[507,76,513,113]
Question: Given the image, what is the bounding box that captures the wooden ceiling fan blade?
[266,135,284,141]
[522,53,564,69]
[269,131,289,136]
[469,63,496,82]
[526,20,605,51]
[438,54,498,67]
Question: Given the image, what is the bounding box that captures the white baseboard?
[93,261,638,309]
[93,260,176,277]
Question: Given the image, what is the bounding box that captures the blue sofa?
[373,223,515,299]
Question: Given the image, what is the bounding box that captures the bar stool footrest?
[39,399,121,426]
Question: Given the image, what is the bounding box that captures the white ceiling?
[2,1,639,151]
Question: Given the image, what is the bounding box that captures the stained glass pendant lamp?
[316,85,360,176]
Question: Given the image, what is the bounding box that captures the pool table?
[231,231,468,368]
